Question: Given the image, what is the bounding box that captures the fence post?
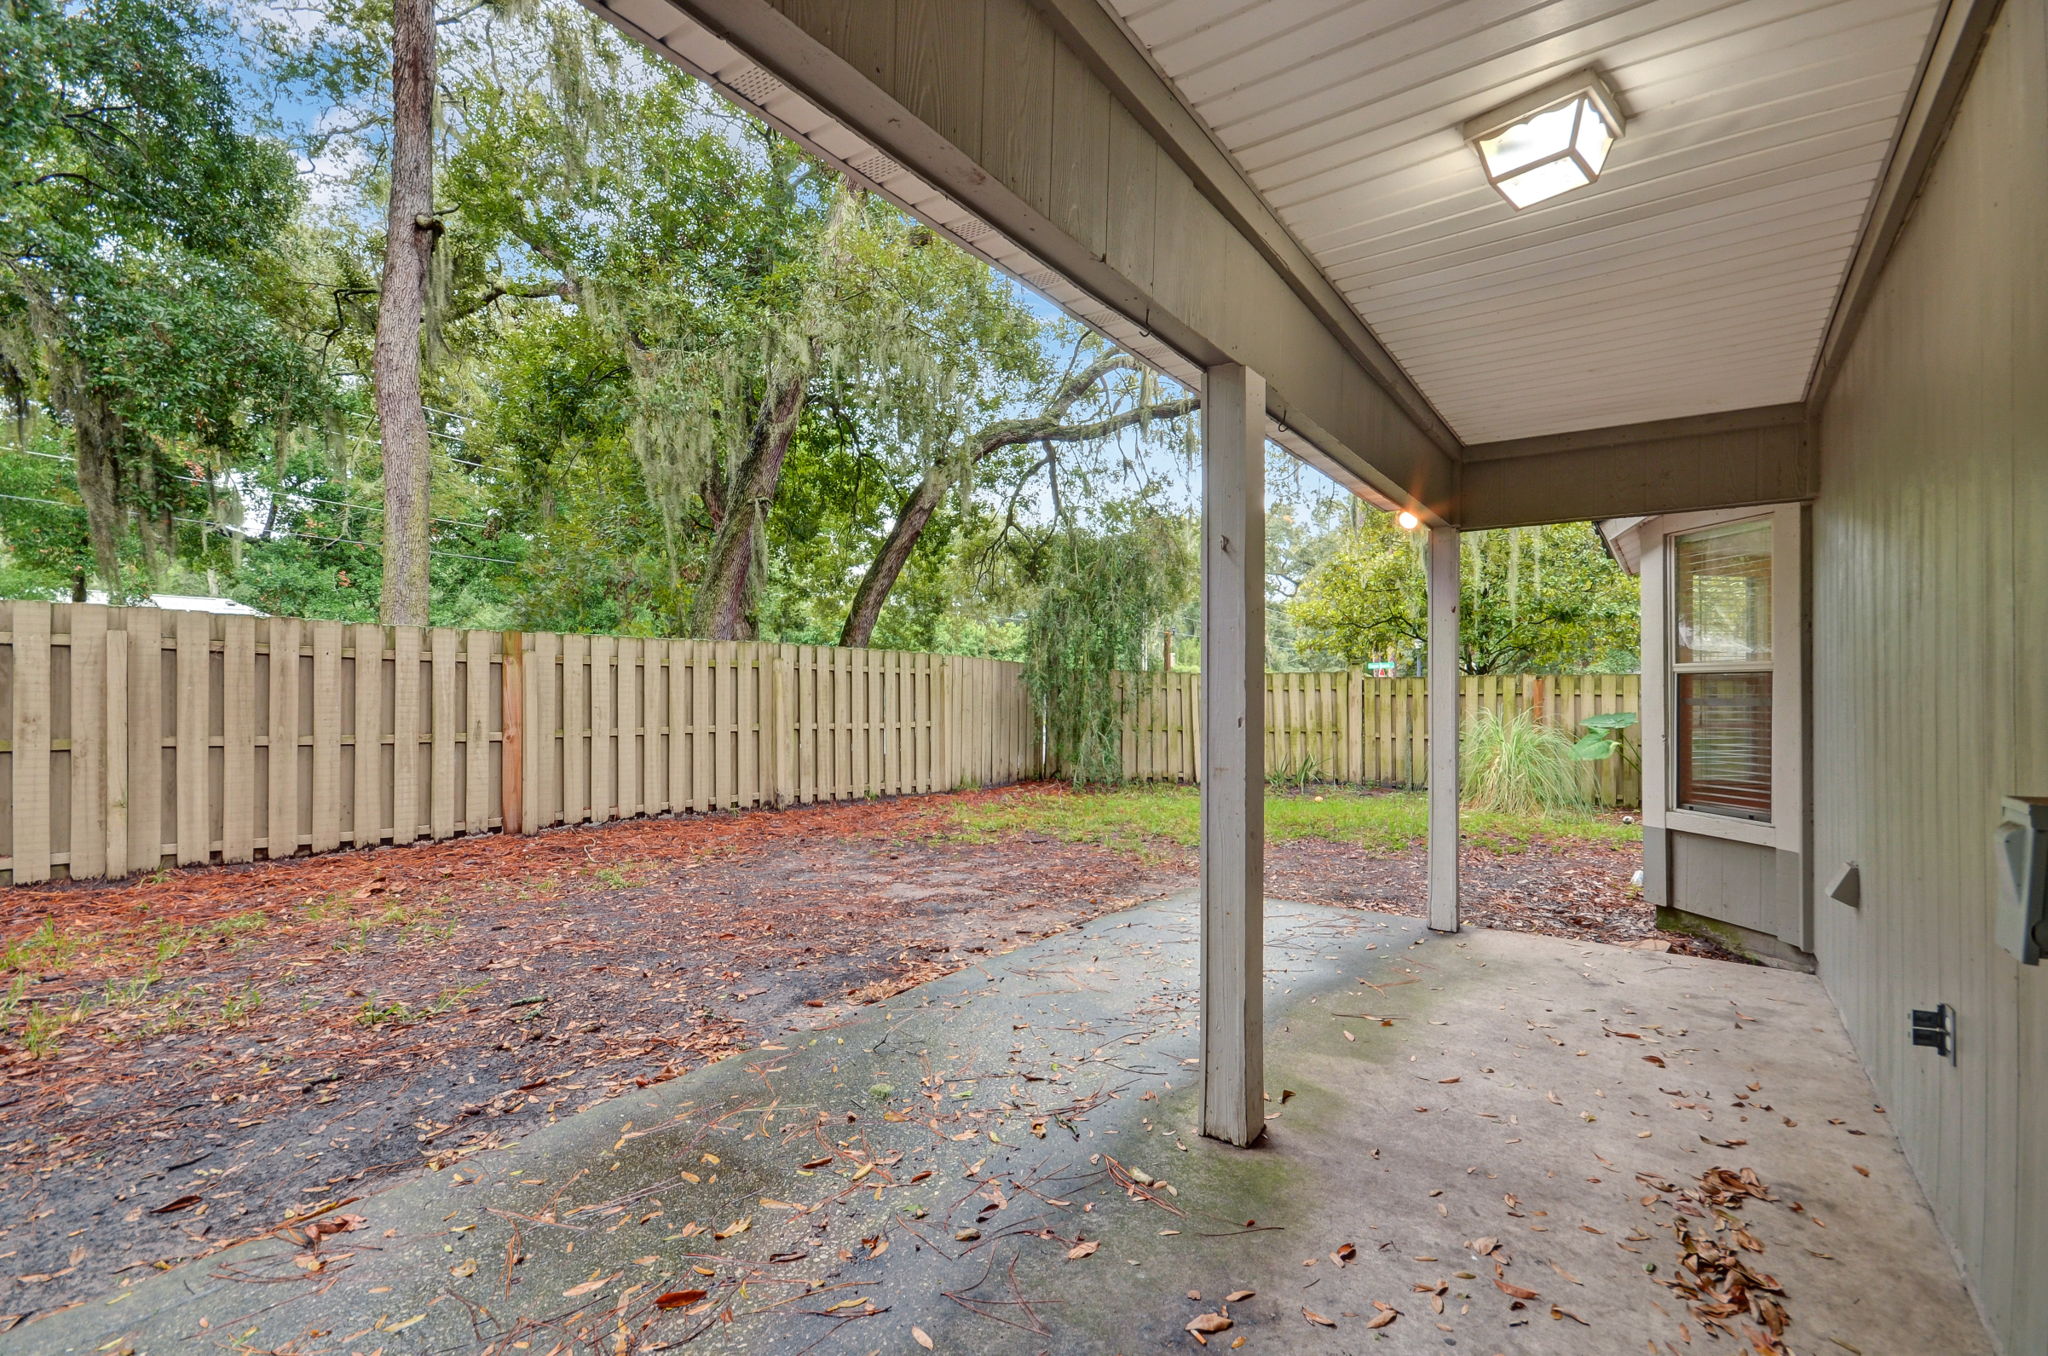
[500,630,523,835]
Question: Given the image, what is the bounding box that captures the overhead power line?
[0,492,518,566]
[9,446,501,534]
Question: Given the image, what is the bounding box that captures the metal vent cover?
[723,65,784,106]
[846,150,905,184]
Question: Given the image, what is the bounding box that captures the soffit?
[1101,0,1943,443]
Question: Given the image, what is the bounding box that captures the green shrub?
[1461,707,1589,815]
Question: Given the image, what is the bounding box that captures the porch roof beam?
[1457,404,1816,530]
[639,0,1462,520]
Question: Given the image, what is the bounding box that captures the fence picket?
[173,612,210,865]
[67,607,109,880]
[10,604,52,883]
[466,629,495,832]
[104,628,128,874]
[532,630,559,828]
[265,619,300,861]
[352,623,383,847]
[222,617,257,864]
[392,627,422,843]
[589,633,614,823]
[430,629,459,839]
[309,622,344,854]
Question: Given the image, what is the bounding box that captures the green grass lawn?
[927,783,1640,857]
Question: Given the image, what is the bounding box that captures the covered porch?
[21,0,2043,1348]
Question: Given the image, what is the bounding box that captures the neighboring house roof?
[1595,518,1649,576]
[84,592,266,616]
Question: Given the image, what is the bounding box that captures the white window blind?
[1672,520,1773,821]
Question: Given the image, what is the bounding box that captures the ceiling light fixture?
[1464,69,1624,210]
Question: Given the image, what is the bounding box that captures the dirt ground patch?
[0,783,1685,1320]
[1266,836,1680,946]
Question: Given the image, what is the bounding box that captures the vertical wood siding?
[0,606,1040,884]
[1811,4,2048,1351]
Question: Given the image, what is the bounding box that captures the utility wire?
[0,492,518,566]
[9,446,501,534]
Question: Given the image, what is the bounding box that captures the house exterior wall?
[1665,833,1790,946]
[1811,1,2048,1349]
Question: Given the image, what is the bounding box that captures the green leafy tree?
[0,427,96,598]
[281,1,1063,640]
[0,0,317,596]
[1025,512,1196,785]
[1290,515,1639,674]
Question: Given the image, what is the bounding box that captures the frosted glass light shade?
[1464,71,1624,210]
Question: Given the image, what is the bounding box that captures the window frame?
[1639,504,1805,851]
[1671,518,1776,822]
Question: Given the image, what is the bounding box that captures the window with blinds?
[1671,520,1773,821]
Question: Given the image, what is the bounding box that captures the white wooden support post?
[1200,363,1266,1146]
[1427,525,1461,933]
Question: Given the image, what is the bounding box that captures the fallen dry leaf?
[912,1325,934,1349]
[1302,1307,1336,1327]
[654,1289,708,1309]
[1495,1278,1540,1301]
[1067,1239,1101,1261]
[1366,1308,1399,1329]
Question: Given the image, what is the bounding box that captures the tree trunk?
[835,380,1199,648]
[689,370,807,640]
[374,0,437,626]
[840,466,948,648]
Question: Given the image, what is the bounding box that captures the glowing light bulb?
[1396,510,1420,531]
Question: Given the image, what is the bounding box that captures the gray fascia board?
[1029,0,1463,458]
[1459,404,1817,529]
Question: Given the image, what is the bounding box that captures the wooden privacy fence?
[0,601,1039,885]
[0,598,1636,886]
[1117,670,1642,806]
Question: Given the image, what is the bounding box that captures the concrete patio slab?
[22,895,1989,1355]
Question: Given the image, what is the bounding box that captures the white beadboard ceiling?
[1101,0,1943,443]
